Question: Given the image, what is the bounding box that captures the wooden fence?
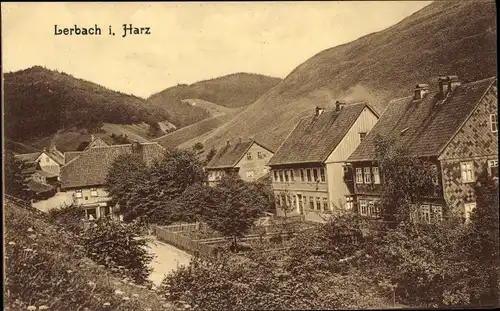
[152,225,218,259]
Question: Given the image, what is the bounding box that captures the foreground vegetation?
[4,199,179,311]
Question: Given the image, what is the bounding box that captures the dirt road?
[146,237,192,287]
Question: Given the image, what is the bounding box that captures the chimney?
[438,75,460,99]
[131,141,141,154]
[335,101,346,112]
[413,84,429,100]
[447,75,460,92]
[90,134,95,142]
[315,106,326,116]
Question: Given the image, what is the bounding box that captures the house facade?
[205,139,274,185]
[347,76,498,223]
[15,144,65,178]
[60,142,165,220]
[267,102,379,223]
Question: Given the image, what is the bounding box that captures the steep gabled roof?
[206,139,273,169]
[348,77,496,162]
[64,151,83,163]
[44,150,65,166]
[14,152,40,163]
[84,136,109,150]
[267,102,375,166]
[60,142,165,189]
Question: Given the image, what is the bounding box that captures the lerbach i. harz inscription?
[54,24,151,37]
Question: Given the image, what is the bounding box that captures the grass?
[4,198,180,311]
[198,0,497,153]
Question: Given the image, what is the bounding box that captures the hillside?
[4,66,172,144]
[4,196,177,310]
[148,73,281,127]
[197,0,497,153]
[152,109,242,149]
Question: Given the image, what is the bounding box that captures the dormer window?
[90,188,98,197]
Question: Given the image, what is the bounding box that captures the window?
[246,152,252,160]
[279,170,284,182]
[298,195,303,210]
[313,169,318,182]
[460,161,474,183]
[367,201,377,217]
[488,159,498,179]
[90,188,98,197]
[363,167,372,184]
[316,197,321,211]
[464,202,476,223]
[75,189,83,198]
[343,166,353,181]
[309,197,315,210]
[306,169,312,182]
[46,157,50,163]
[284,170,289,182]
[290,170,294,182]
[409,204,418,223]
[323,198,329,211]
[356,168,363,184]
[490,114,498,133]
[359,200,368,216]
[320,168,326,182]
[420,205,431,224]
[246,170,255,178]
[345,196,354,210]
[300,169,305,182]
[432,206,443,222]
[86,208,97,220]
[257,152,265,159]
[273,171,279,182]
[372,167,380,184]
[359,132,367,142]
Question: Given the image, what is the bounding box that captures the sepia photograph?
[2,1,498,310]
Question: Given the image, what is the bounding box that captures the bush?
[48,203,86,233]
[4,199,172,311]
[80,217,154,285]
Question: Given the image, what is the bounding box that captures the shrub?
[80,217,154,285]
[48,203,86,233]
[4,199,172,311]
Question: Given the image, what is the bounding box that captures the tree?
[463,172,500,306]
[4,150,33,200]
[104,153,148,220]
[203,174,269,250]
[192,142,204,152]
[205,147,217,165]
[374,135,436,224]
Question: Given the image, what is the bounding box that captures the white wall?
[325,106,379,210]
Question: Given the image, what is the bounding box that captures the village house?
[267,101,380,222]
[59,141,165,220]
[205,138,274,185]
[346,76,498,223]
[15,144,65,179]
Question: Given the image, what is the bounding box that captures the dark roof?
[206,139,272,169]
[27,180,54,194]
[267,102,376,166]
[64,151,83,163]
[35,170,59,178]
[14,152,40,162]
[348,77,496,162]
[60,142,165,189]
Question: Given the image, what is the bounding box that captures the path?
[146,236,192,287]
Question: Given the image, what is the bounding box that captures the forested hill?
[4,66,172,142]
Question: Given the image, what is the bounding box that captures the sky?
[2,1,431,98]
